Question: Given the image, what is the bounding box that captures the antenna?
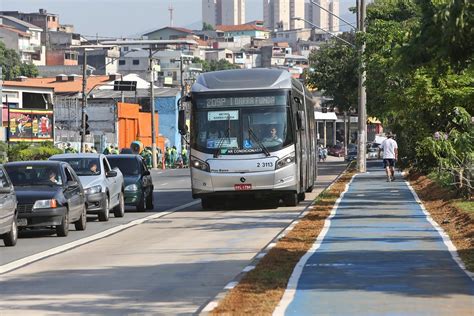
[168,1,174,27]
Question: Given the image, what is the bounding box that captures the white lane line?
[202,301,219,313]
[224,281,239,290]
[0,200,200,275]
[160,182,168,186]
[256,253,266,259]
[243,265,256,272]
[356,194,365,197]
[405,180,474,281]
[273,174,357,316]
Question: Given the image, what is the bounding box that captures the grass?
[454,200,474,218]
[210,168,355,315]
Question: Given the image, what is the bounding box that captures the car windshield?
[51,157,101,176]
[108,157,140,176]
[192,92,293,155]
[5,164,63,186]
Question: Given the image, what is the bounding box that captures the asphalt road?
[0,160,347,315]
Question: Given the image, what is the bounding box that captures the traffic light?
[85,114,90,135]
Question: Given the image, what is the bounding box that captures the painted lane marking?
[160,182,168,186]
[356,194,365,197]
[273,174,357,316]
[0,200,200,275]
[256,253,266,259]
[305,263,353,267]
[224,281,239,290]
[405,181,474,281]
[390,190,399,193]
[243,265,256,272]
[201,302,219,313]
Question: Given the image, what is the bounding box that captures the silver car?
[50,153,125,221]
[0,165,18,246]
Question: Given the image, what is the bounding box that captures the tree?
[0,41,38,80]
[305,32,358,113]
[202,22,215,31]
[192,57,239,72]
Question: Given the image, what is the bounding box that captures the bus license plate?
[234,184,252,191]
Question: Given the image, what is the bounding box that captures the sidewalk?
[274,160,474,316]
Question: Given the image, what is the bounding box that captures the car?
[4,161,87,237]
[119,148,133,154]
[0,165,18,246]
[345,144,357,161]
[107,155,154,211]
[367,142,381,160]
[49,153,125,221]
[328,144,345,157]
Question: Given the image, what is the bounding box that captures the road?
[0,159,347,315]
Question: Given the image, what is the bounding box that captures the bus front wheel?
[201,197,213,209]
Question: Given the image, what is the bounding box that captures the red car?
[328,145,345,157]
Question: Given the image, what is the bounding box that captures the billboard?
[8,108,54,142]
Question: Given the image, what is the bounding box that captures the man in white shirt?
[380,132,398,181]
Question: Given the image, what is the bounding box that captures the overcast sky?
[1,0,356,39]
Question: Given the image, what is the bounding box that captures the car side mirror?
[297,110,306,131]
[106,170,117,178]
[67,180,79,187]
[143,170,150,176]
[178,109,188,136]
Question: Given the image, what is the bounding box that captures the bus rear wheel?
[284,193,298,207]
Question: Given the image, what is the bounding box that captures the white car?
[50,153,125,221]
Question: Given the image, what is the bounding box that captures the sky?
[1,0,356,39]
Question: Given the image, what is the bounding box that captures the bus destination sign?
[197,95,286,108]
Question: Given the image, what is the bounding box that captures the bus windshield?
[191,91,293,154]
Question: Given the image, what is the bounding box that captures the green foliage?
[192,57,239,72]
[7,142,63,162]
[0,142,7,164]
[305,32,358,112]
[417,107,473,198]
[0,42,39,80]
[202,22,215,31]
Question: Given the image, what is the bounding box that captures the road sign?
[113,81,137,91]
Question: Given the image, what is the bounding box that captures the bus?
[178,68,317,209]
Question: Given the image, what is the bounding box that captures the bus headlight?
[276,152,296,170]
[190,156,210,172]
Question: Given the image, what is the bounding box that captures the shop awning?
[314,111,337,121]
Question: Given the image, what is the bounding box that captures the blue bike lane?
[274,162,474,316]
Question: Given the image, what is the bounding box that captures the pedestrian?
[91,146,98,153]
[141,147,153,169]
[181,145,188,168]
[64,143,77,153]
[84,144,91,153]
[380,132,398,182]
[111,146,119,155]
[165,147,171,168]
[103,145,111,155]
[170,146,177,168]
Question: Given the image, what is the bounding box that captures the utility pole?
[357,0,367,172]
[149,46,158,169]
[80,50,88,153]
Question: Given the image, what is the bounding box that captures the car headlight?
[125,184,139,192]
[33,199,57,209]
[276,152,296,170]
[190,156,210,172]
[84,185,102,195]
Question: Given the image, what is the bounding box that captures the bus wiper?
[213,126,231,158]
[248,128,270,157]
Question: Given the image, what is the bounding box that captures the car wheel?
[201,197,213,209]
[56,210,69,237]
[146,190,154,210]
[114,192,125,217]
[98,196,110,222]
[136,192,146,212]
[74,204,87,231]
[284,193,298,207]
[3,216,18,247]
[298,192,306,202]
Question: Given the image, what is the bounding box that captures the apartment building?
[263,0,304,31]
[304,0,339,32]
[329,0,340,32]
[202,0,245,27]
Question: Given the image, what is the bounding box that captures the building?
[304,0,339,32]
[202,0,245,27]
[263,0,304,31]
[0,15,45,65]
[0,9,59,45]
[78,47,120,75]
[143,26,196,41]
[329,0,340,32]
[215,24,270,40]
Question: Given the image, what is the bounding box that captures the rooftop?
[0,15,43,31]
[215,24,269,32]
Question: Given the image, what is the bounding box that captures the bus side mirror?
[178,110,188,135]
[297,110,306,131]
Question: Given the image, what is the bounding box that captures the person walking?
[181,145,188,168]
[380,132,398,182]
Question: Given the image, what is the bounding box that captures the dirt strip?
[210,169,356,315]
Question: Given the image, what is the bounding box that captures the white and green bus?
[179,69,317,208]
